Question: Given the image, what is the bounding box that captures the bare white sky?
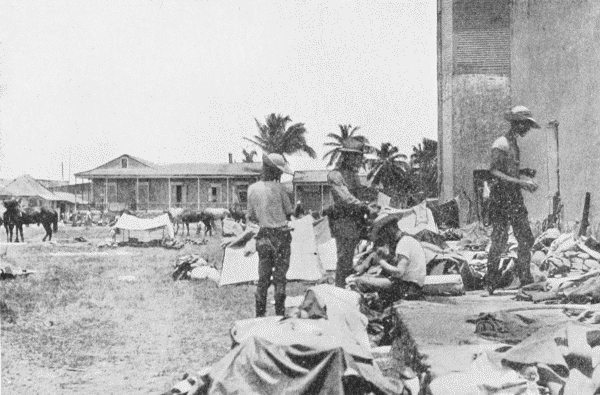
[1,0,437,182]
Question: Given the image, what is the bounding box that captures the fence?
[97,201,247,212]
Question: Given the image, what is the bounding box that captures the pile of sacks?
[430,321,600,395]
[172,254,219,283]
[532,229,600,276]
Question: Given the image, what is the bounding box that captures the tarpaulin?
[112,213,175,239]
[219,216,324,286]
[213,285,404,395]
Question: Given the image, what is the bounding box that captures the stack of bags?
[532,229,600,277]
[172,254,219,283]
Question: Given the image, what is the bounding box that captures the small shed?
[293,171,334,214]
[3,175,62,208]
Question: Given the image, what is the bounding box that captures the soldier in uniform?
[486,105,540,294]
[327,138,378,287]
[246,153,294,317]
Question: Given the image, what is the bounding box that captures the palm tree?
[244,113,316,159]
[367,142,411,200]
[410,138,438,198]
[241,149,257,163]
[322,124,369,167]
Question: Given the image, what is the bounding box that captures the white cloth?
[395,235,427,287]
[112,213,175,239]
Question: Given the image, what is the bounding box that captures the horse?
[229,205,247,224]
[3,199,22,242]
[164,207,186,235]
[202,207,231,234]
[180,210,212,237]
[2,200,58,242]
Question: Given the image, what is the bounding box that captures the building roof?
[294,170,330,184]
[4,175,61,201]
[75,154,263,178]
[293,170,369,185]
[38,179,70,189]
[52,191,89,205]
[0,185,14,197]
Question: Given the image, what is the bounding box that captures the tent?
[112,213,175,239]
[219,216,327,286]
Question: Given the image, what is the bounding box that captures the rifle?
[543,191,562,231]
[579,192,591,237]
[543,120,561,231]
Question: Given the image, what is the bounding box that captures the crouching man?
[349,213,427,305]
[246,153,294,317]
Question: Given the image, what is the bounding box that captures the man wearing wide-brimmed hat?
[485,105,540,294]
[327,138,379,287]
[247,153,294,317]
[349,212,426,303]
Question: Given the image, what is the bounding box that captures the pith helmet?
[504,106,541,129]
[262,153,293,175]
[369,212,404,241]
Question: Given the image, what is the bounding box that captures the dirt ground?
[0,223,570,394]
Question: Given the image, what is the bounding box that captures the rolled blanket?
[567,276,600,304]
[467,311,541,344]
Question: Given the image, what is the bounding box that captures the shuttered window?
[453,0,510,75]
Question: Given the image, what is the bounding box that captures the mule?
[229,206,247,224]
[202,207,231,234]
[164,207,186,235]
[181,210,212,237]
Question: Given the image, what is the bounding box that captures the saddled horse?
[3,200,58,242]
[180,210,212,237]
[164,207,186,235]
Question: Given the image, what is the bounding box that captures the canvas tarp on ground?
[201,285,403,395]
[219,216,325,286]
[112,213,175,239]
[313,216,338,271]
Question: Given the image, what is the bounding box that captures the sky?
[0,0,437,182]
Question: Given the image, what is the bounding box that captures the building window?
[237,184,248,204]
[121,158,128,168]
[138,182,149,208]
[176,185,183,203]
[210,185,221,203]
[107,182,117,203]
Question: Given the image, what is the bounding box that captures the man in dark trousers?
[327,138,378,288]
[247,153,294,317]
[486,105,540,294]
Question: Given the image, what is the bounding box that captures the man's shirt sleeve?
[490,137,509,173]
[327,171,362,205]
[281,186,294,216]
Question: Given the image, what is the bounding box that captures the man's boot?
[255,298,267,318]
[274,294,286,316]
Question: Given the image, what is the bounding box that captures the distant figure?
[246,153,294,317]
[294,200,305,219]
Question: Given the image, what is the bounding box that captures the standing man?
[486,105,540,294]
[247,153,294,317]
[327,138,378,288]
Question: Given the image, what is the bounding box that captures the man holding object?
[486,105,540,294]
